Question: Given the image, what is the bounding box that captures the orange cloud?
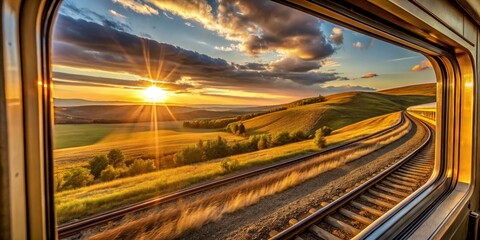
[411,60,432,71]
[361,73,378,78]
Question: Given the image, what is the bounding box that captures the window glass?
[52,0,436,238]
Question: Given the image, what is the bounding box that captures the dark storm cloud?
[270,57,321,72]
[216,0,335,60]
[53,14,347,90]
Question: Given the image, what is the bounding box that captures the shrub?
[320,126,333,136]
[100,165,118,182]
[313,129,326,148]
[221,158,240,172]
[108,149,125,167]
[89,155,109,178]
[62,167,94,190]
[174,147,203,166]
[290,130,306,142]
[127,159,156,176]
[272,131,291,147]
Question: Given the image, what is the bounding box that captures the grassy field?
[241,91,434,135]
[54,123,243,174]
[54,121,223,149]
[55,112,401,224]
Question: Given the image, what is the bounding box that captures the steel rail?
[270,113,433,240]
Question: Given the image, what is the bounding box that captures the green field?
[54,121,220,149]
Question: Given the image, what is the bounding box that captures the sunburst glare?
[144,86,167,103]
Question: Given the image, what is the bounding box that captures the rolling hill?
[378,83,436,96]
[240,83,436,135]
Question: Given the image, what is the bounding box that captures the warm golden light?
[144,86,167,102]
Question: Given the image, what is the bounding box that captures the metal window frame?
[0,0,476,239]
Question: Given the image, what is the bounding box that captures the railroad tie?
[375,184,409,197]
[309,224,342,240]
[351,201,384,216]
[381,180,414,191]
[360,195,395,208]
[325,216,361,235]
[339,208,373,225]
[368,189,402,202]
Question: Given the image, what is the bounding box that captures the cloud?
[185,22,194,27]
[53,72,195,91]
[109,10,126,18]
[270,57,320,72]
[60,3,131,32]
[353,39,374,50]
[112,0,158,15]
[411,60,432,71]
[317,85,376,94]
[52,14,349,97]
[214,44,238,52]
[387,56,420,62]
[329,27,343,45]
[361,73,379,78]
[162,11,174,19]
[147,0,336,61]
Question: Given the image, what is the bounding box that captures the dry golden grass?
[89,118,411,239]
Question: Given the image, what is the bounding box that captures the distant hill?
[54,105,247,124]
[378,83,436,96]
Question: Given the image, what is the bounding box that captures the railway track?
[271,114,434,240]
[57,113,407,238]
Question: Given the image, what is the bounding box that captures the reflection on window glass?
[52,0,436,239]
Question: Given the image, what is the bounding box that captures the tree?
[127,159,156,176]
[257,136,268,150]
[62,167,94,190]
[100,165,118,182]
[321,126,333,136]
[231,124,238,134]
[89,155,109,178]
[318,94,326,102]
[107,149,125,167]
[237,123,246,135]
[313,129,326,148]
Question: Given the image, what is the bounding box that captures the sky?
[51,0,436,106]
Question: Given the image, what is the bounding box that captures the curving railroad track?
[271,114,434,240]
[58,113,407,238]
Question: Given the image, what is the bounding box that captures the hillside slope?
[378,83,436,96]
[242,91,434,135]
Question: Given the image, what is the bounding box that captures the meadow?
[53,122,244,173]
[54,112,401,224]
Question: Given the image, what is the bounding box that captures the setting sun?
[144,86,167,103]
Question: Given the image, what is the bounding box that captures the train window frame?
[1,0,476,239]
